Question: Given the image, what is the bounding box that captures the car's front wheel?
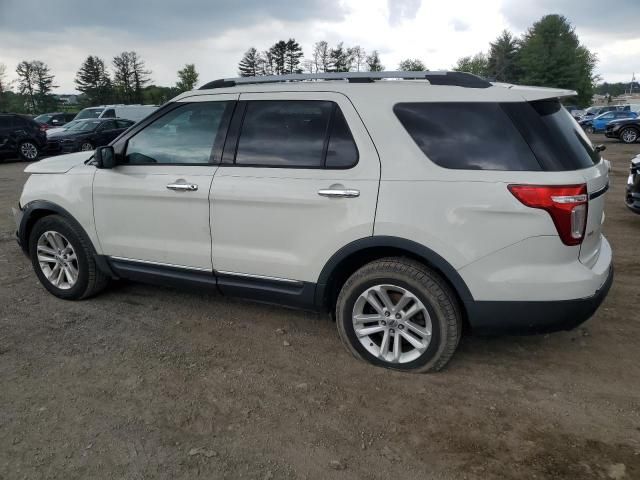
[585,126,595,134]
[620,127,639,144]
[28,215,108,300]
[336,258,462,373]
[79,141,94,151]
[18,140,39,161]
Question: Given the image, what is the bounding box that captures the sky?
[0,0,638,93]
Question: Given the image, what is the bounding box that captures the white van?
[74,105,158,123]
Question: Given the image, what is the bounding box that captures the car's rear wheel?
[336,258,462,373]
[29,215,109,300]
[620,127,639,144]
[80,141,94,151]
[19,141,39,161]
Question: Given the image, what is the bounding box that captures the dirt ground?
[0,136,639,480]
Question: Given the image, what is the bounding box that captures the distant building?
[55,94,79,105]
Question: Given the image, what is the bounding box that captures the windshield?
[34,114,53,123]
[74,108,104,120]
[584,107,600,115]
[67,120,101,132]
[61,120,81,130]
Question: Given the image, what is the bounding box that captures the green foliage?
[487,30,520,82]
[453,53,489,77]
[75,55,112,105]
[594,81,640,97]
[112,51,151,104]
[328,42,352,72]
[176,63,199,91]
[398,58,426,71]
[366,51,384,72]
[517,15,596,106]
[238,48,261,77]
[15,60,57,113]
[142,85,179,105]
[284,39,304,74]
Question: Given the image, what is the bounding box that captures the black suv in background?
[626,154,640,213]
[0,114,47,161]
[606,117,640,144]
[34,112,76,131]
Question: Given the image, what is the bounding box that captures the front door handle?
[318,187,360,198]
[166,181,198,192]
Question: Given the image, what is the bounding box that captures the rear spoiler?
[492,82,577,101]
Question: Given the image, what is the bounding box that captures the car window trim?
[115,100,235,167]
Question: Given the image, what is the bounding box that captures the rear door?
[0,116,11,152]
[210,91,380,284]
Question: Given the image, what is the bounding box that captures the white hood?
[24,151,94,174]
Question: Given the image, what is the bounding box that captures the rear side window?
[394,102,541,171]
[102,109,116,118]
[234,100,358,169]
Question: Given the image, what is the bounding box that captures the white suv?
[13,71,613,372]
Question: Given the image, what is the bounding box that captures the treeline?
[237,15,598,106]
[238,41,385,76]
[0,53,200,114]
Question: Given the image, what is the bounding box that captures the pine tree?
[328,42,351,72]
[33,61,57,111]
[176,63,199,91]
[487,30,520,82]
[517,15,596,105]
[269,41,288,75]
[238,48,261,77]
[75,55,112,105]
[284,39,304,74]
[366,51,384,72]
[398,59,426,71]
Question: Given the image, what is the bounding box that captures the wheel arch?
[315,236,474,319]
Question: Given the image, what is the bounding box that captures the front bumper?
[465,265,614,335]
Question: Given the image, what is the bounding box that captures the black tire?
[18,140,40,161]
[28,215,109,300]
[79,141,94,152]
[585,126,594,134]
[620,127,639,144]
[335,257,462,373]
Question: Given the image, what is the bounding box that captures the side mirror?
[595,144,606,153]
[94,146,116,169]
[52,119,59,124]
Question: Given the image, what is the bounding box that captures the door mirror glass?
[94,146,116,169]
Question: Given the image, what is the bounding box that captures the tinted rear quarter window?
[394,102,541,171]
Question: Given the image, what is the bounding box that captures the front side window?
[125,102,230,165]
[98,120,116,131]
[102,109,116,118]
[235,100,358,169]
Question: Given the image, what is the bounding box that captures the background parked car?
[34,112,76,132]
[74,105,158,122]
[579,105,627,122]
[625,154,640,213]
[580,110,638,133]
[46,119,84,136]
[605,117,640,143]
[45,118,134,155]
[0,113,47,161]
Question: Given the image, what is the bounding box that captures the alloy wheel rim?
[20,142,38,160]
[36,231,79,290]
[80,143,93,151]
[352,284,432,364]
[622,129,637,143]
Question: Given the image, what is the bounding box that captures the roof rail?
[198,71,491,90]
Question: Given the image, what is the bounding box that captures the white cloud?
[0,0,637,92]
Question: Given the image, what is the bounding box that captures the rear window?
[394,100,600,171]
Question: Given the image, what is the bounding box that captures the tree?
[112,51,151,104]
[349,46,367,72]
[238,47,261,77]
[0,63,7,95]
[453,53,489,77]
[517,15,597,106]
[269,41,288,75]
[312,41,330,73]
[398,58,426,71]
[366,51,384,72]
[16,60,57,113]
[284,38,304,74]
[75,55,112,105]
[176,63,199,91]
[328,42,352,72]
[258,50,274,76]
[487,30,520,83]
[15,61,37,112]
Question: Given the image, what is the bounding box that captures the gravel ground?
[0,136,639,479]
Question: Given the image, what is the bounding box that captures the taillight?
[39,124,48,132]
[508,184,588,246]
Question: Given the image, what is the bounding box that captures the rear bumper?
[465,265,613,335]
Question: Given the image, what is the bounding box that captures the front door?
[93,95,236,270]
[210,92,380,284]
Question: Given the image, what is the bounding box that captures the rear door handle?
[166,181,198,192]
[318,187,360,198]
